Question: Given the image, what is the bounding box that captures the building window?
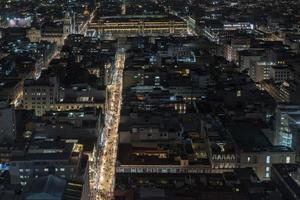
[266,156,271,164]
[266,166,270,172]
[286,156,290,163]
[20,182,27,186]
[60,168,65,172]
[44,168,49,172]
[247,156,251,163]
[266,172,270,178]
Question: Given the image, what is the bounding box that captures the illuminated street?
[79,5,99,35]
[1,0,300,199]
[89,49,125,200]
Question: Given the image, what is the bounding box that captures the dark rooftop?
[227,121,273,152]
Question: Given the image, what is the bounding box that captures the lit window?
[286,156,290,163]
[60,168,65,172]
[266,156,271,164]
[266,167,270,172]
[247,156,251,163]
[20,182,27,186]
[266,172,270,178]
[44,168,49,172]
[19,169,24,172]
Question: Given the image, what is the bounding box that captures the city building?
[228,121,296,180]
[238,49,265,72]
[1,0,300,199]
[275,104,300,161]
[23,76,58,116]
[270,65,292,83]
[22,175,84,200]
[224,37,251,63]
[9,140,87,186]
[279,80,300,103]
[0,99,16,142]
[88,15,188,38]
[223,22,254,31]
[26,12,73,46]
[271,164,300,200]
[249,62,274,83]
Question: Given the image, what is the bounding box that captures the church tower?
[121,0,126,15]
[63,12,72,37]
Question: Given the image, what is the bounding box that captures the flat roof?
[227,121,273,152]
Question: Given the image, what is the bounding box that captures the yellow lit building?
[88,15,187,38]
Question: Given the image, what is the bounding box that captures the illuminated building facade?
[249,62,273,83]
[223,22,254,31]
[26,13,73,46]
[275,104,300,151]
[23,76,58,116]
[88,15,187,38]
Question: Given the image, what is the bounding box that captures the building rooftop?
[23,175,67,199]
[272,164,300,198]
[94,14,184,23]
[228,121,274,152]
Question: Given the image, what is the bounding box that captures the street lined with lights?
[89,49,125,200]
